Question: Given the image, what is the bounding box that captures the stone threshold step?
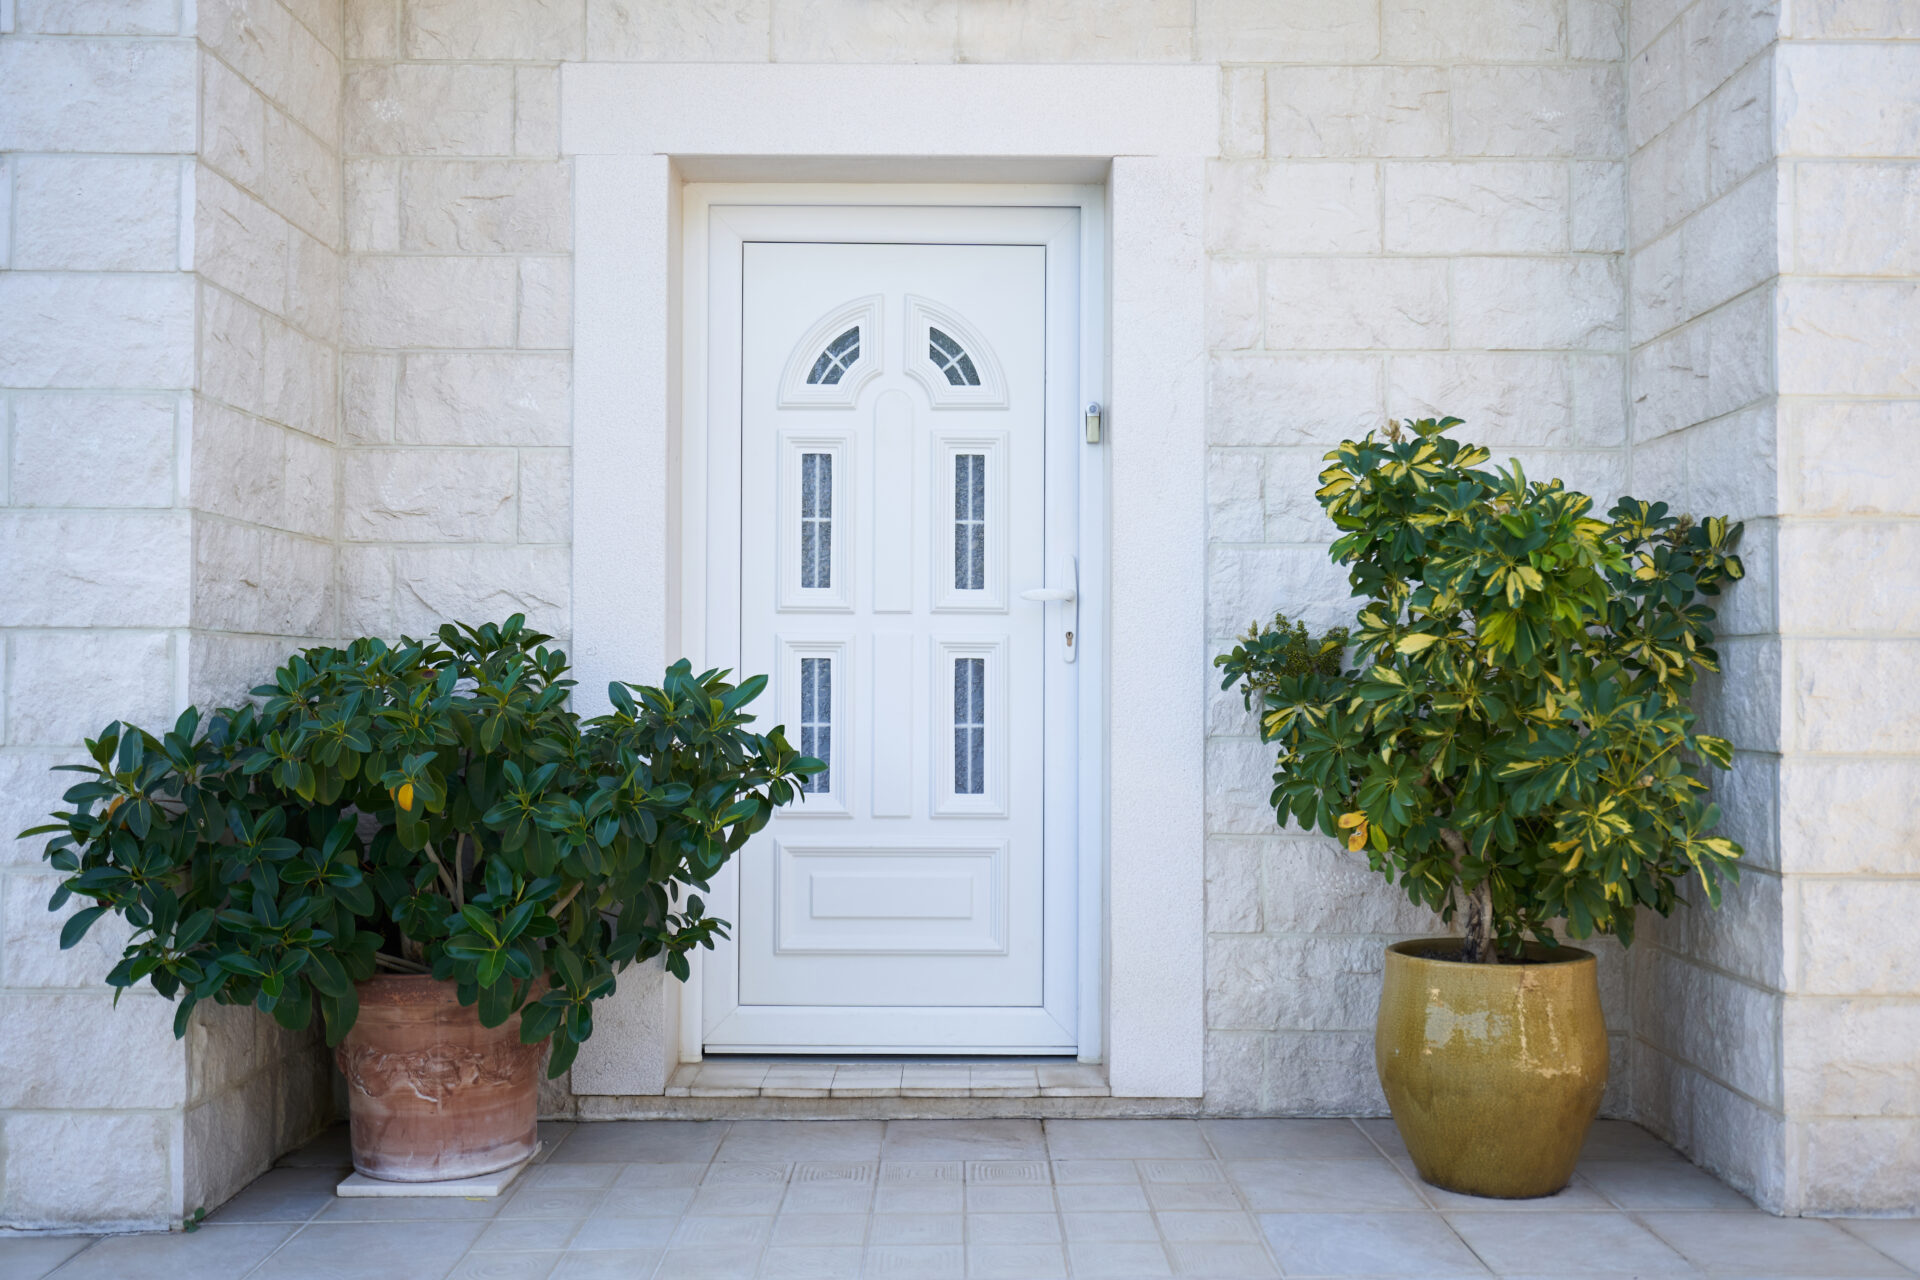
[664,1056,1108,1100]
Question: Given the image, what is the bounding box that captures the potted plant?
[23,616,816,1182]
[1216,418,1746,1198]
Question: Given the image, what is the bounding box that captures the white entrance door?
[702,206,1081,1053]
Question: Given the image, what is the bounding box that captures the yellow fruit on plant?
[394,782,414,812]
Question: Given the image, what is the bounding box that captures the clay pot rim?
[1387,935,1596,969]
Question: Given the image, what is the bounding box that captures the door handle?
[1021,560,1079,662]
[1019,587,1076,603]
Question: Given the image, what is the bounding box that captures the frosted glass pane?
[928,327,981,388]
[953,656,985,795]
[801,656,832,794]
[953,453,985,591]
[800,452,832,590]
[807,326,861,386]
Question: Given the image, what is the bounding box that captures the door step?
[665,1057,1108,1100]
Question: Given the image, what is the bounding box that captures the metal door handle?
[1019,587,1077,603]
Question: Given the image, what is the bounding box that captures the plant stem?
[549,882,583,917]
[1463,878,1499,965]
[422,841,459,907]
[374,952,430,974]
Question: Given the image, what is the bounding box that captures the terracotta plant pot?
[1374,937,1608,1199]
[334,974,546,1182]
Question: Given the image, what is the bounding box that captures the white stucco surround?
[562,63,1217,1097]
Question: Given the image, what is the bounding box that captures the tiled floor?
[664,1058,1110,1099]
[5,1118,1916,1279]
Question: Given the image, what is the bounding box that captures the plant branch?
[549,882,584,917]
[422,841,460,907]
[374,952,430,973]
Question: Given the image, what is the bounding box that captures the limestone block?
[188,631,315,707]
[1220,67,1265,160]
[1,513,190,629]
[1632,949,1781,1104]
[0,993,187,1108]
[342,352,398,444]
[1208,354,1383,446]
[197,286,261,421]
[518,450,572,543]
[1626,93,1707,246]
[1205,735,1288,836]
[1204,1030,1265,1113]
[1779,280,1920,397]
[1,750,84,866]
[343,447,518,542]
[1635,170,1776,341]
[1685,400,1776,521]
[515,66,562,157]
[1792,638,1920,754]
[1384,161,1566,254]
[1781,522,1920,635]
[191,398,286,527]
[6,628,177,744]
[263,314,338,440]
[1452,256,1624,350]
[1262,1030,1387,1113]
[1205,837,1264,933]
[399,160,569,254]
[345,159,400,253]
[1207,934,1283,1029]
[338,545,396,636]
[202,49,266,191]
[286,230,341,337]
[405,0,584,58]
[588,0,771,60]
[15,0,178,33]
[390,545,570,637]
[569,955,676,1095]
[1702,56,1774,213]
[1207,161,1381,255]
[1206,447,1264,543]
[1783,997,1920,1117]
[1385,0,1560,58]
[0,36,195,153]
[518,256,572,350]
[0,1111,176,1230]
[282,0,345,51]
[771,0,958,61]
[1786,400,1920,516]
[0,273,195,391]
[1628,287,1771,441]
[1452,66,1625,158]
[1777,44,1920,158]
[1629,1043,1786,1211]
[1693,635,1780,752]
[1796,1118,1920,1216]
[1794,163,1920,277]
[1261,449,1340,542]
[10,392,176,508]
[1664,865,1783,990]
[199,0,341,138]
[1388,352,1572,445]
[1796,879,1920,996]
[344,255,518,348]
[1629,427,1685,513]
[1570,0,1626,57]
[1268,66,1446,159]
[1782,758,1920,878]
[395,353,571,446]
[0,156,10,270]
[344,64,514,157]
[1628,23,1688,151]
[263,104,343,246]
[284,433,334,540]
[1701,750,1778,873]
[193,520,335,636]
[1207,258,1260,352]
[1571,160,1627,252]
[12,155,178,271]
[183,1069,280,1217]
[1630,0,1691,53]
[1,869,139,988]
[1786,0,1920,36]
[1265,258,1447,350]
[1679,0,1779,111]
[1207,675,1262,738]
[1207,544,1352,654]
[1263,837,1444,936]
[1569,353,1628,446]
[1196,0,1379,61]
[1266,934,1390,1032]
[958,0,1193,60]
[197,166,292,315]
[346,0,398,57]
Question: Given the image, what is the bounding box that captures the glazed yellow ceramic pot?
[1375,937,1608,1199]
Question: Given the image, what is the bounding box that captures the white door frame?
[564,62,1214,1097]
[686,194,1099,1056]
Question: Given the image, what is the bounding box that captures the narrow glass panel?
[953,656,986,796]
[800,452,832,590]
[801,656,832,794]
[953,453,986,591]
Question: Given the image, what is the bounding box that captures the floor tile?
[1448,1210,1696,1275]
[314,1194,502,1223]
[611,1163,707,1189]
[652,1243,762,1277]
[871,1212,964,1245]
[34,1224,293,1280]
[1044,1120,1210,1159]
[443,1251,561,1280]
[967,1211,1062,1244]
[548,1121,726,1165]
[567,1215,677,1251]
[760,1244,863,1278]
[593,1186,695,1218]
[1201,1118,1380,1161]
[205,1166,343,1224]
[771,1212,868,1246]
[1058,1182,1151,1211]
[496,1187,608,1220]
[1051,1159,1141,1184]
[882,1120,1046,1161]
[1579,1122,1685,1163]
[1639,1212,1911,1277]
[1580,1160,1757,1211]
[882,1161,965,1183]
[0,1234,95,1280]
[1068,1239,1174,1278]
[522,1164,620,1191]
[277,1126,354,1169]
[966,1160,1050,1184]
[964,1184,1056,1213]
[1142,1159,1225,1184]
[792,1160,875,1184]
[1411,1169,1616,1213]
[470,1217,580,1251]
[669,1215,772,1248]
[1842,1219,1920,1272]
[1228,1156,1428,1212]
[1356,1117,1410,1158]
[1063,1210,1160,1241]
[876,1184,964,1214]
[780,1182,875,1214]
[714,1120,884,1162]
[863,1242,966,1278]
[546,1249,661,1279]
[967,1241,1067,1278]
[1261,1211,1490,1278]
[249,1220,486,1280]
[689,1184,786,1215]
[1146,1182,1242,1211]
[703,1160,789,1185]
[1156,1210,1261,1243]
[1165,1241,1278,1277]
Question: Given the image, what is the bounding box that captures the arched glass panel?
[807,327,862,385]
[928,327,981,387]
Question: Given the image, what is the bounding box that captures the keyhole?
[1065,631,1075,647]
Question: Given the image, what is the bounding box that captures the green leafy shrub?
[1215,418,1746,962]
[22,616,819,1075]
